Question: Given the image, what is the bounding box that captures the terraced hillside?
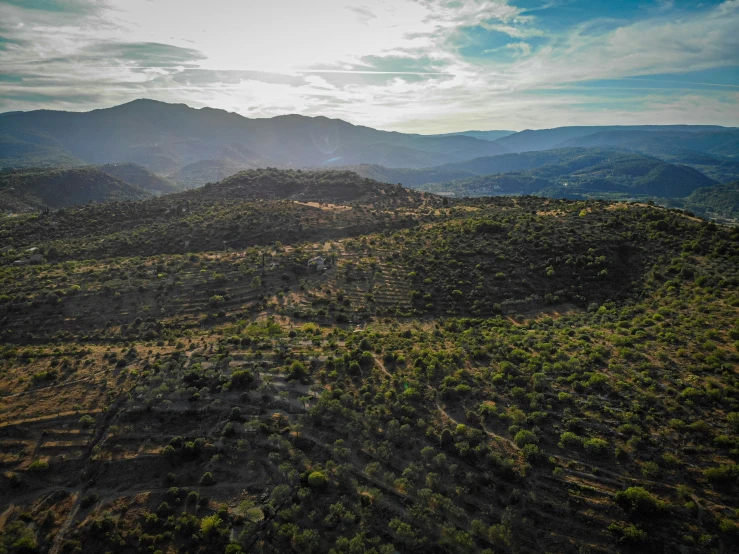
[0,179,738,554]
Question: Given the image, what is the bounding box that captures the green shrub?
[704,464,739,487]
[608,521,648,544]
[200,514,223,538]
[27,460,49,473]
[513,430,537,447]
[307,471,328,488]
[199,472,216,486]
[583,437,609,456]
[558,431,583,449]
[614,487,663,515]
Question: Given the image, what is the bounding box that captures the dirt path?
[371,353,519,454]
[372,354,392,379]
[432,388,520,455]
[0,409,104,429]
[48,493,80,554]
[44,378,139,550]
[0,368,112,400]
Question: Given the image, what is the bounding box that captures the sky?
[0,0,738,132]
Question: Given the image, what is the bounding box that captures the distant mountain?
[554,129,739,183]
[429,130,516,141]
[0,99,509,177]
[494,125,728,153]
[0,167,151,212]
[558,128,739,158]
[417,149,717,198]
[97,163,180,194]
[341,149,579,187]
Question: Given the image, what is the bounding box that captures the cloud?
[508,0,739,89]
[1,0,108,15]
[347,4,378,25]
[0,0,737,131]
[0,35,27,51]
[83,42,206,68]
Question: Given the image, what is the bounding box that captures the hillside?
[0,182,738,553]
[0,169,441,262]
[0,131,85,170]
[416,149,717,199]
[343,150,574,187]
[170,158,256,190]
[556,130,739,183]
[0,167,151,212]
[98,163,180,195]
[0,100,509,174]
[678,181,739,223]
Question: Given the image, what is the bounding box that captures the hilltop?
[184,169,420,204]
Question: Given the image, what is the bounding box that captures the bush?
[615,487,663,515]
[608,521,648,544]
[28,460,49,472]
[727,412,739,433]
[230,369,255,389]
[558,431,583,449]
[704,464,739,487]
[583,437,609,456]
[200,514,223,538]
[288,361,307,380]
[514,430,537,447]
[199,472,216,486]
[307,471,328,488]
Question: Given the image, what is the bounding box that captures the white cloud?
[0,0,737,131]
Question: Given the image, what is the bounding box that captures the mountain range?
[0,100,737,219]
[2,99,736,184]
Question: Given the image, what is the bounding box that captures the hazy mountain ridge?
[2,100,731,182]
[0,99,509,175]
[493,125,731,153]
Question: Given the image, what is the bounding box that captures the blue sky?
[0,0,737,132]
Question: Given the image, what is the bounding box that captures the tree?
[308,471,328,488]
[200,514,223,538]
[199,472,216,486]
[615,487,663,515]
[288,361,307,380]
